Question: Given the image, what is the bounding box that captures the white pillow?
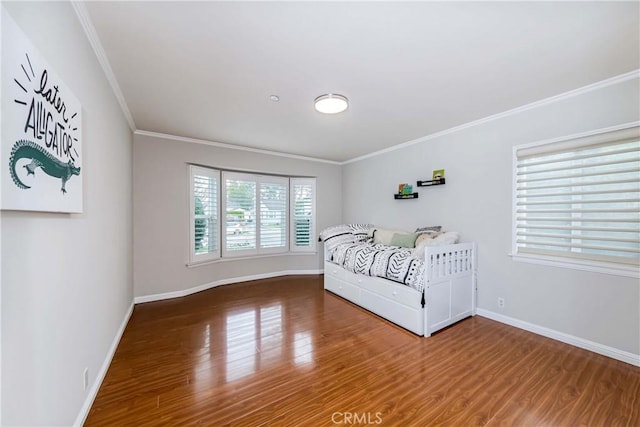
[428,231,460,246]
[427,231,460,246]
[415,231,442,246]
[412,231,461,259]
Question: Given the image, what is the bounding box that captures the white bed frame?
[324,242,477,336]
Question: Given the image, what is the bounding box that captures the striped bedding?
[327,242,425,292]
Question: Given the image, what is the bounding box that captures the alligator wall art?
[9,139,81,194]
[3,11,83,212]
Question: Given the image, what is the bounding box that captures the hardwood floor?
[86,275,640,426]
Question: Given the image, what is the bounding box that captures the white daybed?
[322,227,476,337]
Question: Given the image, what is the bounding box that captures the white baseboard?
[134,269,324,304]
[73,301,135,426]
[476,309,640,367]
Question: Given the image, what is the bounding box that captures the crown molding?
[135,130,342,165]
[343,69,640,164]
[66,2,639,165]
[71,1,136,131]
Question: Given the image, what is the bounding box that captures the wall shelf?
[394,192,419,200]
[417,178,445,187]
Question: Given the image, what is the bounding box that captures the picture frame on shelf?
[398,183,413,195]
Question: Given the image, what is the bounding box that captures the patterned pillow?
[348,223,374,242]
[319,225,355,252]
[415,225,442,234]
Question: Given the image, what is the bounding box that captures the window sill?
[509,253,639,278]
[187,251,318,269]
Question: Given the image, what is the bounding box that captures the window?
[259,179,288,251]
[222,172,289,257]
[189,165,316,264]
[190,166,220,263]
[513,125,639,275]
[290,178,316,252]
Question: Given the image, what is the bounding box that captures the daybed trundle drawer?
[324,275,360,303]
[362,276,422,307]
[359,288,423,335]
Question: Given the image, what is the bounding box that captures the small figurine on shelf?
[432,169,445,181]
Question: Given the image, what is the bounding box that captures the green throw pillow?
[389,233,417,248]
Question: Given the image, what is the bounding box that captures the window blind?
[259,180,288,250]
[224,174,257,253]
[515,128,640,266]
[291,178,316,252]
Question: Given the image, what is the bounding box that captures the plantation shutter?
[190,166,220,262]
[514,127,640,266]
[259,177,288,252]
[290,178,316,252]
[223,172,257,256]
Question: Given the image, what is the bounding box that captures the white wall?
[1,2,133,426]
[342,76,640,358]
[133,132,342,299]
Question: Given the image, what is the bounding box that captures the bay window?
[189,165,316,264]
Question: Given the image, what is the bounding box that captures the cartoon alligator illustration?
[9,139,81,194]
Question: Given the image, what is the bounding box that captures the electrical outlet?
[83,368,89,390]
[498,297,505,309]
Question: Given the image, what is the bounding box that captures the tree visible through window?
[190,166,219,262]
[194,196,206,251]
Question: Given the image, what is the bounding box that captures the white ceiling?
[84,1,639,162]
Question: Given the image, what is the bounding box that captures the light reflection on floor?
[293,331,313,366]
[225,309,258,383]
[191,291,317,387]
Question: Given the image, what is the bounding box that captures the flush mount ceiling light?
[314,93,349,114]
